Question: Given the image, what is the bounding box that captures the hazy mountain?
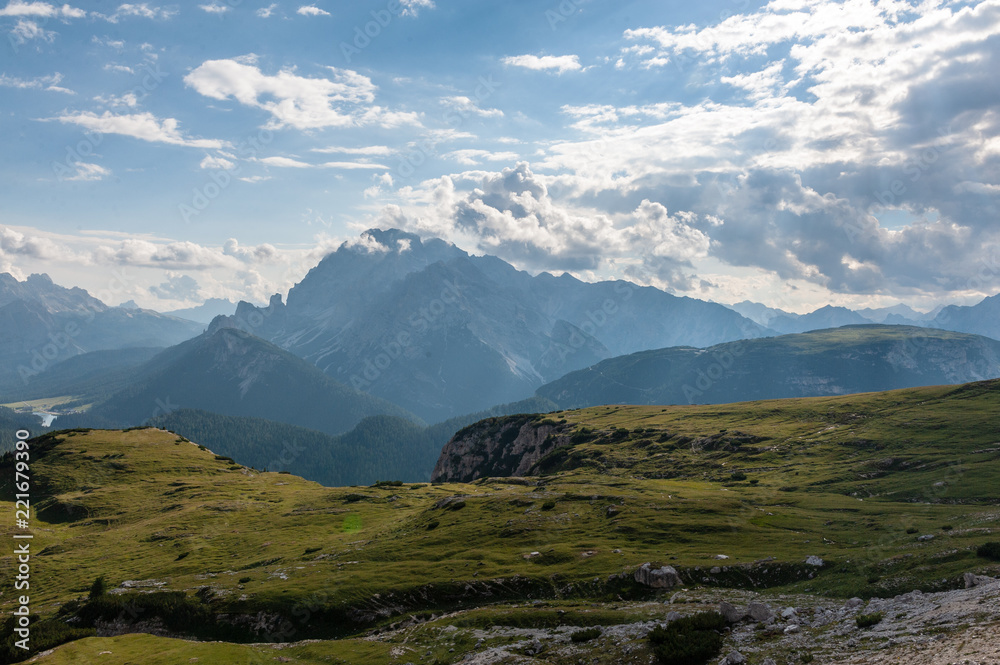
[857,304,932,323]
[536,325,1000,409]
[725,300,795,327]
[931,294,1000,340]
[232,228,769,421]
[767,305,872,334]
[0,273,203,392]
[0,347,163,406]
[57,322,418,436]
[161,298,238,324]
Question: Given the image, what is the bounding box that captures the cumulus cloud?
[199,153,235,170]
[149,273,201,300]
[399,0,434,17]
[441,95,503,118]
[0,1,85,18]
[100,3,176,22]
[8,18,55,45]
[296,5,329,16]
[223,238,278,262]
[502,54,582,74]
[51,111,227,149]
[256,3,277,17]
[199,2,230,14]
[184,58,421,130]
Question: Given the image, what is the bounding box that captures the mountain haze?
[537,325,1000,409]
[233,228,769,421]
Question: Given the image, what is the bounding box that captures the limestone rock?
[719,601,747,623]
[719,651,746,665]
[634,563,681,589]
[747,601,774,622]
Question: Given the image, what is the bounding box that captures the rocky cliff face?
[431,415,572,482]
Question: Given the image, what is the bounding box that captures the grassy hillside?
[1,381,998,663]
[537,325,1000,408]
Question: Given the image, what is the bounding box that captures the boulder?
[805,555,824,566]
[747,601,774,622]
[963,572,995,588]
[784,624,800,634]
[917,534,935,542]
[761,660,778,665]
[781,607,797,620]
[665,611,682,622]
[634,562,682,589]
[719,601,747,623]
[719,651,746,665]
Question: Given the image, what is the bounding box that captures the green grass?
[1,380,999,663]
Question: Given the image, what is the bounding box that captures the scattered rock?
[719,601,747,623]
[523,551,541,559]
[719,651,746,665]
[845,597,865,609]
[784,624,800,634]
[917,534,935,541]
[634,562,681,588]
[606,506,621,517]
[714,554,730,560]
[747,601,774,622]
[781,607,798,620]
[761,660,777,665]
[710,566,722,574]
[805,555,825,566]
[665,611,682,622]
[964,572,995,588]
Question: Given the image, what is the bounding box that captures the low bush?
[541,501,556,511]
[647,612,727,665]
[570,627,602,642]
[977,541,1000,561]
[855,612,883,628]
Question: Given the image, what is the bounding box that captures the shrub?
[0,615,94,663]
[977,541,1000,561]
[749,479,760,485]
[941,525,953,531]
[855,612,884,628]
[426,520,440,530]
[647,612,726,665]
[541,501,556,511]
[373,480,403,487]
[729,472,747,481]
[88,575,107,600]
[800,654,815,664]
[779,486,798,492]
[570,627,602,643]
[238,577,252,584]
[906,527,919,534]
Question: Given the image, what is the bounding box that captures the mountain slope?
[536,325,1000,409]
[233,228,769,421]
[2,382,999,662]
[931,293,1000,340]
[59,324,418,436]
[0,273,203,392]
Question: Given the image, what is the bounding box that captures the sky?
[0,0,998,314]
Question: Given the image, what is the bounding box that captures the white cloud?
[258,155,389,169]
[0,72,73,94]
[103,63,134,74]
[399,0,434,17]
[296,4,329,16]
[0,1,85,18]
[256,3,277,17]
[184,58,421,130]
[8,18,55,45]
[199,153,235,170]
[103,3,176,21]
[311,145,395,156]
[501,54,582,74]
[445,149,519,166]
[52,111,228,149]
[441,95,503,118]
[64,162,111,181]
[94,92,139,107]
[199,2,230,14]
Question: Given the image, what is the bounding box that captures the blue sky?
[0,0,998,313]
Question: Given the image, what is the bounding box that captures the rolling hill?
[536,325,1000,409]
[2,380,999,663]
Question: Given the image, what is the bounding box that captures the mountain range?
[0,273,203,393]
[227,229,769,421]
[536,325,1000,409]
